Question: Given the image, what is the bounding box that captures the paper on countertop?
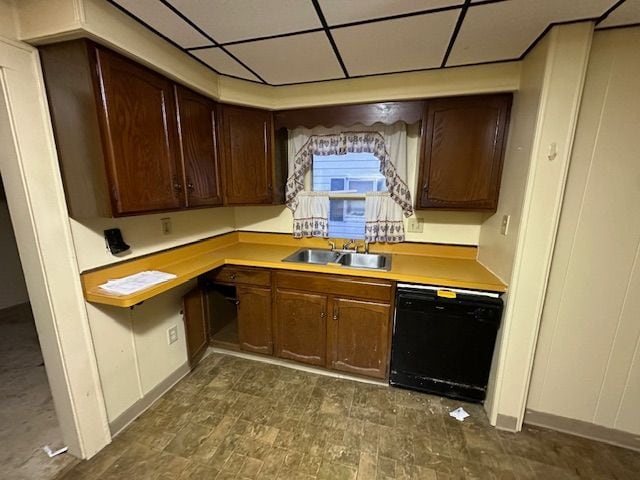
[99,270,177,296]
[449,407,470,422]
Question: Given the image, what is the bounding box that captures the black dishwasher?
[390,284,503,402]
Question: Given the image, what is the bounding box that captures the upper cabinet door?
[93,46,183,215]
[175,86,223,208]
[219,104,273,205]
[417,94,512,211]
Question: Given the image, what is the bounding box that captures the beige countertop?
[81,232,507,307]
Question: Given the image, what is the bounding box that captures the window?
[312,152,386,239]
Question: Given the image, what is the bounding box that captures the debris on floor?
[449,406,470,422]
[43,445,68,458]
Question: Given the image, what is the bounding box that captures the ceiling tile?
[318,0,462,26]
[112,0,212,48]
[332,11,459,76]
[168,0,321,43]
[448,0,616,66]
[226,32,344,85]
[190,47,261,81]
[598,0,640,28]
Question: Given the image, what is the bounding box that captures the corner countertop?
[81,232,507,307]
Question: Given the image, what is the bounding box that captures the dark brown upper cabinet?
[175,85,223,208]
[218,104,275,205]
[95,47,184,215]
[417,94,512,211]
[39,39,226,218]
[40,40,186,217]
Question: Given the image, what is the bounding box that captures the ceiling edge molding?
[14,0,521,112]
[218,61,522,110]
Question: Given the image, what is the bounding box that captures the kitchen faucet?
[342,239,356,251]
[357,241,370,254]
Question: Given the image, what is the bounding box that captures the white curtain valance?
[365,192,405,243]
[285,125,413,218]
[292,192,329,238]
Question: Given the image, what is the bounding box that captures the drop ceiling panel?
[318,0,462,26]
[448,0,615,66]
[598,0,640,28]
[226,32,344,85]
[169,0,321,43]
[112,0,211,48]
[191,47,260,81]
[333,11,459,76]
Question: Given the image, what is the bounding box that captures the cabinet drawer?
[207,266,271,286]
[275,271,392,302]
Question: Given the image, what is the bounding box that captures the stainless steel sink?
[282,248,341,265]
[338,252,392,271]
[282,248,392,271]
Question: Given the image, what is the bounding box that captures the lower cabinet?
[275,289,327,367]
[192,267,394,379]
[182,287,208,366]
[328,297,391,379]
[274,271,393,379]
[237,285,273,355]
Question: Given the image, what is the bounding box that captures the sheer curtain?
[292,192,330,238]
[364,192,405,243]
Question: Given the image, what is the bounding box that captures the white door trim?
[0,34,110,458]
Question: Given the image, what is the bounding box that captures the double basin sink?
[282,248,392,271]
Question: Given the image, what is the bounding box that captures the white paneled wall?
[528,27,640,435]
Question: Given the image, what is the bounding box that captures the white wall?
[0,196,29,309]
[479,32,551,418]
[527,27,640,436]
[88,281,193,422]
[480,23,593,429]
[71,208,235,272]
[0,31,110,457]
[0,0,17,40]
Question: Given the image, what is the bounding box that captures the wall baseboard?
[525,410,640,452]
[108,361,191,436]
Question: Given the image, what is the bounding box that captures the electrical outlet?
[407,217,424,233]
[167,325,178,345]
[501,214,511,236]
[161,217,172,235]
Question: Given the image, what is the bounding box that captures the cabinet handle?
[422,182,428,191]
[173,176,183,192]
[234,299,240,306]
[320,312,325,318]
[333,312,338,321]
[187,180,194,191]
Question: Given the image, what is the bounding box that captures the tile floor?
[0,303,75,480]
[59,353,640,479]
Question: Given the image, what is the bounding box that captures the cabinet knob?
[230,273,237,280]
[187,181,195,191]
[422,182,428,191]
[234,299,240,306]
[173,176,183,192]
[320,312,325,318]
[333,314,338,321]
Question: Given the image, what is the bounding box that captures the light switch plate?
[501,215,510,236]
[407,217,424,233]
[167,325,178,345]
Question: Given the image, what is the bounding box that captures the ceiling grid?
[109,0,637,86]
